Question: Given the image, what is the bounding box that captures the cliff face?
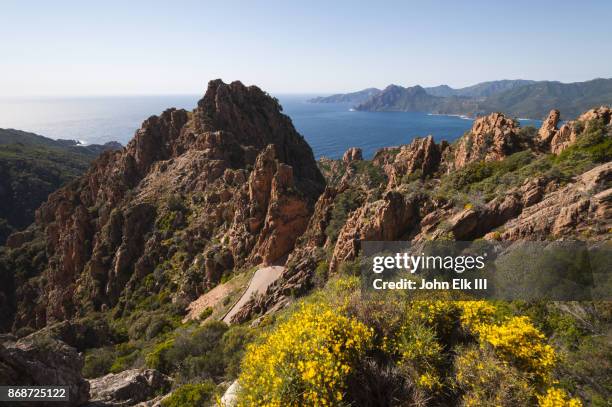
[1,80,324,331]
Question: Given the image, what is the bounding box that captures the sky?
[1,0,611,96]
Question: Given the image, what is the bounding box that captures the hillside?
[425,79,536,98]
[0,82,610,406]
[0,129,120,244]
[308,87,381,104]
[482,78,612,118]
[321,78,612,119]
[355,84,479,114]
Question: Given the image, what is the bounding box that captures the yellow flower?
[236,303,372,406]
[537,388,583,407]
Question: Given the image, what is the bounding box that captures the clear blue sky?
[1,0,611,96]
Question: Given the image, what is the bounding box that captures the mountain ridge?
[312,78,612,119]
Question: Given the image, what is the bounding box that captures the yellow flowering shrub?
[457,300,498,330]
[457,301,556,382]
[476,316,556,382]
[237,303,372,406]
[454,345,535,406]
[379,300,459,392]
[393,322,444,390]
[537,388,583,407]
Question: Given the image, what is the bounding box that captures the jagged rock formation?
[330,191,419,272]
[225,186,341,324]
[537,109,561,146]
[1,79,324,331]
[87,369,171,407]
[488,162,611,240]
[0,334,89,406]
[342,147,363,163]
[373,135,445,186]
[227,105,610,322]
[550,106,612,154]
[447,112,527,170]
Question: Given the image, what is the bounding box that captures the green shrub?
[221,326,256,380]
[83,347,117,378]
[313,260,329,288]
[199,307,213,321]
[144,321,229,379]
[161,381,216,407]
[110,350,139,373]
[352,160,387,186]
[325,189,363,244]
[145,339,175,373]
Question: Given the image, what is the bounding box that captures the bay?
[0,94,541,159]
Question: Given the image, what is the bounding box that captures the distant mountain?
[308,87,381,104]
[480,78,612,119]
[355,84,479,114]
[423,84,456,97]
[355,85,440,111]
[348,78,612,119]
[0,129,121,244]
[430,79,538,98]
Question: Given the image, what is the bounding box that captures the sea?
[0,95,541,159]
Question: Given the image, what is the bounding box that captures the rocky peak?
[577,105,612,123]
[342,147,363,163]
[537,109,560,145]
[3,80,325,331]
[550,105,611,155]
[193,80,324,193]
[448,112,525,170]
[374,135,443,187]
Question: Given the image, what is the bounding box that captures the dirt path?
[222,265,285,324]
[183,282,233,322]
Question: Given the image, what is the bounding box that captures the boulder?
[0,334,89,406]
[88,369,171,407]
[220,380,240,407]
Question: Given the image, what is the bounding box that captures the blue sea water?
[0,95,541,159]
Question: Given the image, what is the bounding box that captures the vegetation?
[235,278,590,406]
[437,117,611,204]
[238,302,373,406]
[161,381,216,407]
[324,188,363,245]
[0,129,116,244]
[353,78,612,119]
